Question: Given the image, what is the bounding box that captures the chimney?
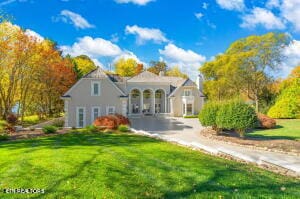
[196,73,203,92]
[159,71,165,76]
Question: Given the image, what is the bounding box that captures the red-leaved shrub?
[257,113,276,129]
[93,114,130,129]
[6,113,18,125]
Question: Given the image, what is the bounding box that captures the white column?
[184,101,187,116]
[128,94,131,115]
[140,90,143,114]
[64,100,69,127]
[152,91,155,114]
[164,93,167,113]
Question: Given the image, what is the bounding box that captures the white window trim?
[91,81,101,96]
[76,107,86,128]
[106,106,115,115]
[91,106,101,122]
[183,89,192,96]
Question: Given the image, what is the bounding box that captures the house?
[61,67,205,128]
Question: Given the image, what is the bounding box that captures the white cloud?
[159,44,206,80]
[60,36,145,70]
[115,0,154,6]
[202,2,208,9]
[195,12,204,20]
[280,39,300,77]
[54,10,94,29]
[60,36,122,58]
[125,25,168,45]
[241,7,285,30]
[266,0,280,8]
[216,0,245,11]
[25,29,44,42]
[281,0,300,32]
[0,0,27,7]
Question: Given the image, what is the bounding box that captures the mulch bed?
[201,128,300,156]
[6,129,70,141]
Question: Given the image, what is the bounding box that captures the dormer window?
[184,89,192,96]
[91,81,101,96]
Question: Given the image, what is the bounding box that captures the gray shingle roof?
[83,67,107,78]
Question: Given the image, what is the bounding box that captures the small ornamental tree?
[198,102,221,132]
[216,100,257,137]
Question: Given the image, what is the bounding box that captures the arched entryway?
[155,89,166,113]
[142,89,154,114]
[130,89,141,114]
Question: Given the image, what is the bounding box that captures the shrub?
[268,80,300,119]
[257,113,276,129]
[52,119,64,127]
[216,100,257,137]
[198,102,220,131]
[93,114,130,129]
[42,125,58,134]
[6,113,18,125]
[85,125,99,133]
[114,114,131,126]
[118,125,130,132]
[0,134,9,141]
[23,115,40,125]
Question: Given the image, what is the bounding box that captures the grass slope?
[249,119,300,140]
[0,132,299,198]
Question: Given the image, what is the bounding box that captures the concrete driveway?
[130,116,300,176]
[130,116,202,135]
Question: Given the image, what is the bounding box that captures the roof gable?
[83,67,107,78]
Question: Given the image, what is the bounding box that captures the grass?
[183,115,199,119]
[248,119,300,141]
[0,132,299,198]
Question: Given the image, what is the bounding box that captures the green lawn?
[0,132,299,198]
[248,119,300,141]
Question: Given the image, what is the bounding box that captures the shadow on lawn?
[0,133,161,151]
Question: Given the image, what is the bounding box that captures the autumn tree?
[147,61,168,75]
[114,58,138,77]
[135,63,144,75]
[0,21,76,120]
[166,66,188,78]
[71,55,97,79]
[200,33,289,112]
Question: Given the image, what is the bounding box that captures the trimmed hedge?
[198,102,220,131]
[42,125,58,134]
[118,125,130,132]
[93,114,130,130]
[216,101,257,137]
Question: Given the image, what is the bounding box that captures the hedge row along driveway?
[0,132,299,198]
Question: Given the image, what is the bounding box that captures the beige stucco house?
[62,67,205,128]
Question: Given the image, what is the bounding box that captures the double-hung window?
[106,106,115,115]
[184,89,192,96]
[91,107,101,122]
[91,81,101,96]
[76,107,86,128]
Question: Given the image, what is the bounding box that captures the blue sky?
[1,0,300,80]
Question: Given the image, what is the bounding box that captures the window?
[91,81,101,96]
[183,89,192,96]
[182,104,193,116]
[76,107,85,128]
[106,106,115,115]
[91,107,101,122]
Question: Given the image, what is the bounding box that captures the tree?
[71,55,97,79]
[147,61,167,75]
[114,58,137,77]
[200,33,290,112]
[268,66,300,118]
[0,21,76,120]
[166,66,188,78]
[135,63,144,75]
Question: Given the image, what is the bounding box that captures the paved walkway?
[130,116,300,175]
